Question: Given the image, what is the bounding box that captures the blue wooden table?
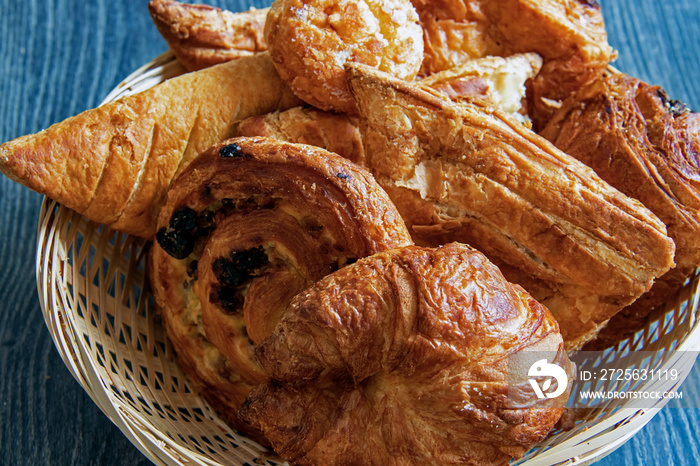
[0,1,698,464]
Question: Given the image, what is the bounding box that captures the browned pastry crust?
[264,0,424,113]
[345,63,675,349]
[148,0,268,71]
[412,0,616,129]
[236,107,366,166]
[148,136,413,439]
[239,242,572,465]
[0,53,302,238]
[146,0,611,126]
[539,73,700,349]
[235,54,541,167]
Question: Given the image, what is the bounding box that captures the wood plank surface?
[0,1,698,465]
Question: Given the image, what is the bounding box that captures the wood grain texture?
[0,0,698,465]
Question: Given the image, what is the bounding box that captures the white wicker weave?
[36,52,700,466]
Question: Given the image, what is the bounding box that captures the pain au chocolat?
[540,72,700,348]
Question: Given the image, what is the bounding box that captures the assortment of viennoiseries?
[1,0,699,464]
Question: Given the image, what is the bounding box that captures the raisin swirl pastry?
[240,242,572,466]
[148,136,413,437]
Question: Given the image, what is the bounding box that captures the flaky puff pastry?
[149,136,412,438]
[0,53,302,238]
[235,53,542,166]
[412,0,615,129]
[148,0,268,71]
[264,0,424,113]
[540,73,700,349]
[346,63,675,349]
[240,242,572,466]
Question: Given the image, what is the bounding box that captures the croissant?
[148,0,268,71]
[345,62,675,349]
[540,73,700,348]
[149,136,413,438]
[0,53,302,238]
[239,242,573,466]
[412,0,616,128]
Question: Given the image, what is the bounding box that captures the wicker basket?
[36,52,700,466]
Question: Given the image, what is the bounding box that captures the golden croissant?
[240,242,573,465]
